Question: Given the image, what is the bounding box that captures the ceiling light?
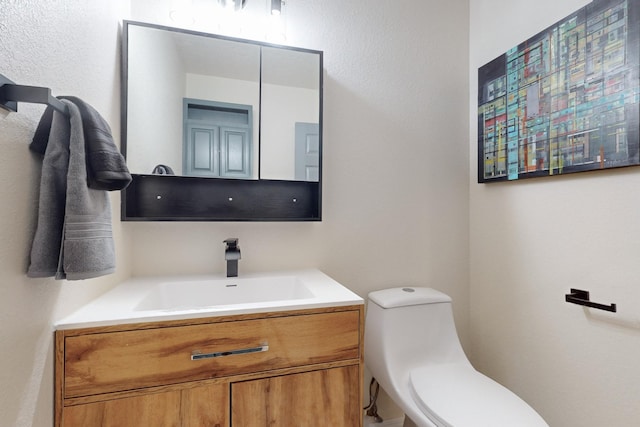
[271,0,282,15]
[218,0,246,11]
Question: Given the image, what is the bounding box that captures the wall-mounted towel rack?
[565,288,617,312]
[0,73,68,116]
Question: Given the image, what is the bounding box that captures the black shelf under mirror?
[123,175,320,221]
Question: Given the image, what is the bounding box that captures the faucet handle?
[224,238,239,248]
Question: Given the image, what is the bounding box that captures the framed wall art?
[478,0,640,182]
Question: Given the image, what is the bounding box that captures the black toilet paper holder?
[565,288,617,313]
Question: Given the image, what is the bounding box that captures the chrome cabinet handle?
[191,344,269,360]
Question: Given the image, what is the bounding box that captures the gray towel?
[26,106,69,278]
[28,100,116,280]
[30,97,131,191]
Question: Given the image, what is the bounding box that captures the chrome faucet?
[224,238,241,277]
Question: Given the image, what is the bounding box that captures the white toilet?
[364,287,549,427]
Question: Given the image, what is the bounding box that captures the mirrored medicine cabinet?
[121,20,323,221]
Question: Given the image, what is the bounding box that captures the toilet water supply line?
[364,377,383,422]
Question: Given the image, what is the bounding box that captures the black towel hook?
[565,288,617,313]
[0,73,68,116]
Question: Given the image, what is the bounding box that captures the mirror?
[121,21,323,221]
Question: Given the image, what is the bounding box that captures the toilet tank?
[365,287,469,372]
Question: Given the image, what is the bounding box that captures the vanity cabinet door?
[230,365,360,427]
[62,383,229,427]
[182,383,230,427]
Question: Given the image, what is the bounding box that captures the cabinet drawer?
[63,310,360,397]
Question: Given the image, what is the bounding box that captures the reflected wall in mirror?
[121,21,323,221]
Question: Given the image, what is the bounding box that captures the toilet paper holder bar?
[565,288,617,312]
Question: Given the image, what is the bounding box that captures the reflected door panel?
[185,124,218,176]
[295,122,319,182]
[221,127,251,178]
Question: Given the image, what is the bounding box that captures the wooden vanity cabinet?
[55,306,363,427]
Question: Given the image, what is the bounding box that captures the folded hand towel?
[60,100,115,279]
[26,106,69,278]
[30,97,131,191]
[28,99,118,280]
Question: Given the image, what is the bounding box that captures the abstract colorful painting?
[478,0,640,182]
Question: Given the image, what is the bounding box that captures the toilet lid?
[409,364,548,427]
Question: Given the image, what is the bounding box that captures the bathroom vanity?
[54,270,363,427]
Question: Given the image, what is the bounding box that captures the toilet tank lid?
[368,287,451,308]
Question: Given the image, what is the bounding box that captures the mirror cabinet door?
[260,46,321,182]
[126,24,260,178]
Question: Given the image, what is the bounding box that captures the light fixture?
[270,0,282,15]
[218,0,246,11]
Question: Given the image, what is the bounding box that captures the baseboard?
[363,415,405,427]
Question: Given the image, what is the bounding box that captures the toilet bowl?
[364,287,549,427]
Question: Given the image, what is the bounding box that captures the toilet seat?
[409,364,547,427]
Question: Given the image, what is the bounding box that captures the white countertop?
[55,269,363,330]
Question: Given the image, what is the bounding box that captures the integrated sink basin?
[55,269,364,329]
[135,275,314,311]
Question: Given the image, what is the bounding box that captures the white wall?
[0,0,469,425]
[470,1,640,426]
[0,1,131,426]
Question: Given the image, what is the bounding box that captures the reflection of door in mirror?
[183,99,252,178]
[295,122,319,181]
